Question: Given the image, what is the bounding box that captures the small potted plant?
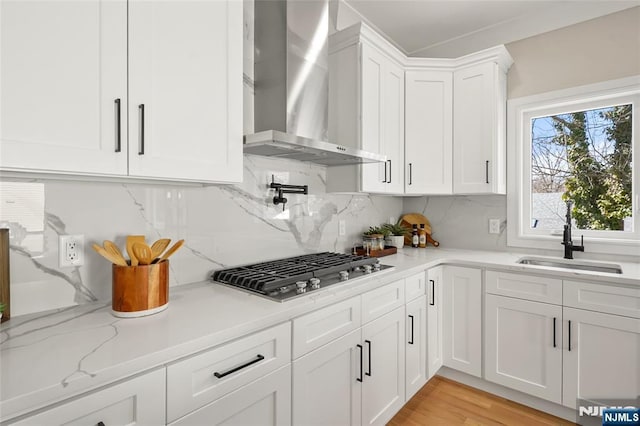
[0,302,5,320]
[382,221,410,248]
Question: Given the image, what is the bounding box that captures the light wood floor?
[388,376,575,426]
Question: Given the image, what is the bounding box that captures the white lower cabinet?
[442,266,482,377]
[170,365,291,426]
[485,294,562,403]
[293,329,363,426]
[405,295,427,400]
[562,307,640,409]
[9,368,166,425]
[426,267,444,379]
[362,307,406,426]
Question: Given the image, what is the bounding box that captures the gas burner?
[211,252,393,301]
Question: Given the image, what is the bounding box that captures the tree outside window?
[530,104,633,232]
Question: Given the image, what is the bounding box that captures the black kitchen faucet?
[561,200,585,259]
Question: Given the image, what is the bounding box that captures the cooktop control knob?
[296,281,307,294]
[279,287,289,293]
[363,265,372,274]
[373,262,381,271]
[339,270,349,281]
[309,278,321,289]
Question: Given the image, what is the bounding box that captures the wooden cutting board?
[400,213,440,247]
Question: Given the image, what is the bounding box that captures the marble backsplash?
[2,155,402,316]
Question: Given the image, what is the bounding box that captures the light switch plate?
[489,219,501,234]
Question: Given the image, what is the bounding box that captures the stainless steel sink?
[517,257,623,274]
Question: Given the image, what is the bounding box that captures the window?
[507,77,640,256]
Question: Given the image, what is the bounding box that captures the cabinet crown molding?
[330,22,514,74]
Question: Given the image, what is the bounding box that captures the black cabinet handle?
[382,161,387,183]
[114,99,121,153]
[430,279,435,306]
[408,315,414,345]
[357,344,363,382]
[365,340,372,376]
[408,163,412,185]
[485,160,489,184]
[138,104,145,155]
[568,320,572,351]
[213,354,264,379]
[387,160,392,184]
[553,317,557,348]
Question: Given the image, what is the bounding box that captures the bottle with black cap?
[411,224,419,248]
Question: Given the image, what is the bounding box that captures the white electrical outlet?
[489,219,501,234]
[59,234,84,267]
[339,220,346,236]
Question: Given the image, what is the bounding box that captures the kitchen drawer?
[9,369,165,425]
[362,279,405,324]
[292,296,361,359]
[405,272,426,302]
[564,280,640,319]
[169,365,291,426]
[167,322,291,423]
[486,270,562,304]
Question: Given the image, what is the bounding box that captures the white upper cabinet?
[1,0,242,183]
[0,0,128,175]
[128,0,242,183]
[453,60,508,194]
[327,23,405,194]
[404,70,453,194]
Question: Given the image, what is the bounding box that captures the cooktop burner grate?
[212,252,380,294]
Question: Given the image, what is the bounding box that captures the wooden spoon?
[132,242,153,265]
[103,240,127,265]
[150,238,171,259]
[126,235,146,266]
[156,239,184,263]
[92,243,128,266]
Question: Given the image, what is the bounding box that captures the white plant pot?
[386,235,405,248]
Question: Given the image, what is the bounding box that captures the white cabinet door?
[360,44,404,194]
[128,0,242,183]
[362,307,405,426]
[292,329,362,426]
[405,295,427,400]
[171,366,291,426]
[485,294,563,403]
[453,61,506,194]
[405,70,453,194]
[562,307,640,409]
[0,0,128,175]
[443,266,482,377]
[427,266,444,379]
[11,369,166,426]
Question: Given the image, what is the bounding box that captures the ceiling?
[340,0,640,58]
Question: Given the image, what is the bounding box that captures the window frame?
[507,76,640,256]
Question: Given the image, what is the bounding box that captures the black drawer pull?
[357,344,363,382]
[430,279,435,306]
[138,104,145,155]
[214,354,264,379]
[365,340,372,376]
[485,160,489,183]
[553,317,557,348]
[408,315,414,345]
[568,320,572,351]
[114,99,121,153]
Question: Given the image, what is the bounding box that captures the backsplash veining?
[3,156,402,316]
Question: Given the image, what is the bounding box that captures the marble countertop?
[1,248,639,420]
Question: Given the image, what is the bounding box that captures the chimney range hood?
[243,0,386,166]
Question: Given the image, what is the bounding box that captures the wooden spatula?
[150,238,171,260]
[92,243,128,266]
[156,239,184,263]
[126,235,145,266]
[132,242,153,265]
[103,240,127,265]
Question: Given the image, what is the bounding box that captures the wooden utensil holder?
[112,260,169,318]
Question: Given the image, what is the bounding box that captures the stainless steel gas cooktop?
[211,252,393,302]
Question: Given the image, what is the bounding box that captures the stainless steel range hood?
[244,0,385,166]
